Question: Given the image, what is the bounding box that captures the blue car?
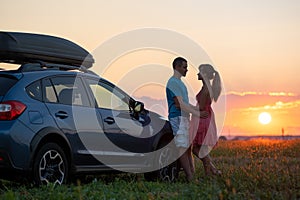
[0,32,179,185]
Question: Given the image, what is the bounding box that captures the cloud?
[243,100,300,111]
[226,91,298,97]
[268,92,297,97]
[225,91,300,110]
[134,92,300,116]
[133,92,300,135]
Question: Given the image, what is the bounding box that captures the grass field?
[1,139,299,200]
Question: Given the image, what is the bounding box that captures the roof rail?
[18,61,91,73]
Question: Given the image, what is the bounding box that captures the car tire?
[33,143,68,185]
[144,140,179,182]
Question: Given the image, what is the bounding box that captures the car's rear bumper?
[0,120,34,170]
[0,150,12,168]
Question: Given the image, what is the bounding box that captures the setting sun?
[258,112,272,125]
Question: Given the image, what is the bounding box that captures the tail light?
[0,101,26,120]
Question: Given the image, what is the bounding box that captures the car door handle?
[104,117,115,124]
[55,111,68,119]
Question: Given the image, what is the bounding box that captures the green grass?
[1,139,299,200]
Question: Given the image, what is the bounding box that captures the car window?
[44,76,90,107]
[43,78,58,103]
[26,80,42,101]
[86,79,129,110]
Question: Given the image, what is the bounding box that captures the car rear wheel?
[33,143,68,185]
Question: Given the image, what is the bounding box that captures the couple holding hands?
[166,57,222,182]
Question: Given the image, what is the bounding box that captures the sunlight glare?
[258,112,272,125]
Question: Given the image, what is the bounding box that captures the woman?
[190,64,222,176]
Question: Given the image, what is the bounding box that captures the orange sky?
[1,0,300,136]
[221,92,300,136]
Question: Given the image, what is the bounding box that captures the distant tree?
[219,136,227,141]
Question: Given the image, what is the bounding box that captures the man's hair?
[172,57,187,69]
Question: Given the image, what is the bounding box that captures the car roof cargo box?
[0,31,94,68]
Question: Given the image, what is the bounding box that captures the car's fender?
[151,120,174,151]
[29,127,73,171]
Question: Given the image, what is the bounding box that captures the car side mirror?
[133,101,144,113]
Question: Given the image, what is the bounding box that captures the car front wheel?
[144,140,179,182]
[33,143,68,185]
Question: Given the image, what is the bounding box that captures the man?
[166,57,207,182]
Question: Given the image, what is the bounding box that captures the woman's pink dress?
[190,88,218,147]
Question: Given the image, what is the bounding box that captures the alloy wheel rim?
[39,150,65,185]
[158,147,176,182]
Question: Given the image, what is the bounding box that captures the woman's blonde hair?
[199,64,222,102]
